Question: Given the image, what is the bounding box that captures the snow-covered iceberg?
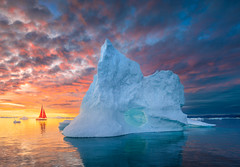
[63,39,208,137]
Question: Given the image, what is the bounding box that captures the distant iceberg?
[20,116,28,120]
[63,39,212,137]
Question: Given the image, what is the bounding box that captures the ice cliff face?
[63,39,188,137]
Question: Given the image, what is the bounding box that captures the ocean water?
[0,118,240,167]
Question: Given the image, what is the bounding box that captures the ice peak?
[102,39,114,51]
[104,39,113,46]
[100,39,117,62]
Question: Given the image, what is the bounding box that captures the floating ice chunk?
[187,118,216,127]
[189,118,204,121]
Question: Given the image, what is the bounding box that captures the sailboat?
[36,105,47,120]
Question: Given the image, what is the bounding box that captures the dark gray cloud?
[81,67,96,77]
[2,0,52,20]
[48,65,61,74]
[27,5,52,20]
[33,54,58,66]
[0,63,8,73]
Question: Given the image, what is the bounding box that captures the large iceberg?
[63,39,201,137]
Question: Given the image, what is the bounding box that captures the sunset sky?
[0,0,240,117]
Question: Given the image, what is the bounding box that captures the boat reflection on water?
[64,132,186,166]
[39,121,46,134]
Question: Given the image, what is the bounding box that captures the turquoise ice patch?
[124,109,147,127]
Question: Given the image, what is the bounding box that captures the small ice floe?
[189,117,204,121]
[187,118,215,127]
[59,120,71,131]
[20,116,28,120]
[13,120,21,124]
[207,117,223,120]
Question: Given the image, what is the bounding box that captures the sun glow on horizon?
[0,79,86,117]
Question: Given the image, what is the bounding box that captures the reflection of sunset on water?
[39,121,46,134]
[0,118,83,166]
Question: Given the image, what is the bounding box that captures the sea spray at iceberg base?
[63,39,213,137]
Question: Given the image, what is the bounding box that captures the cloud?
[48,65,61,74]
[0,102,25,107]
[27,5,52,21]
[0,63,9,73]
[25,31,50,45]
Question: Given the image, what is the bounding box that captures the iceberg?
[63,39,210,137]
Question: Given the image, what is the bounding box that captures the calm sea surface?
[0,118,240,167]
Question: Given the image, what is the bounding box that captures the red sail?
[42,109,47,118]
[38,105,47,118]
